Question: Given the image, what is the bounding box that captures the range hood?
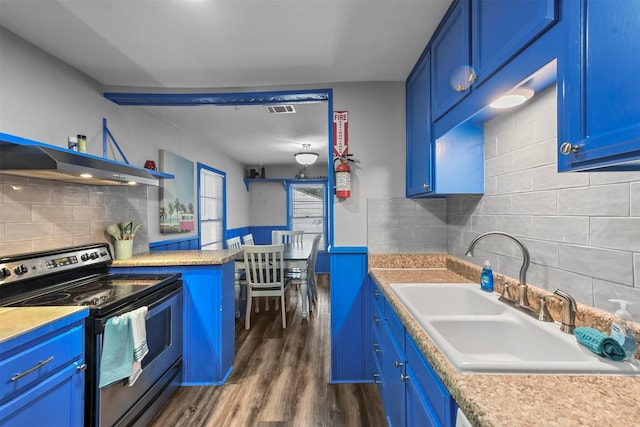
[0,133,173,186]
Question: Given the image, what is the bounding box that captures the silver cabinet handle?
[76,363,87,372]
[373,373,381,384]
[372,313,381,324]
[560,142,579,155]
[400,373,409,382]
[11,356,54,382]
[423,183,429,189]
[394,360,404,369]
[373,343,382,353]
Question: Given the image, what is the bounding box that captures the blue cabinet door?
[383,323,406,427]
[406,366,440,427]
[431,0,471,120]
[472,0,557,86]
[0,363,85,426]
[406,50,433,197]
[558,0,640,171]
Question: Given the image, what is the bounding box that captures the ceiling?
[0,0,452,166]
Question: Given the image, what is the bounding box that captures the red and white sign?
[333,111,349,158]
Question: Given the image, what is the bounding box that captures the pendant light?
[294,144,319,166]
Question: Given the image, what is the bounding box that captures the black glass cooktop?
[9,273,180,310]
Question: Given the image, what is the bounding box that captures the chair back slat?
[272,230,304,245]
[226,236,242,250]
[242,234,254,245]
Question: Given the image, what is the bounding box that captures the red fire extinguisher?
[335,157,351,198]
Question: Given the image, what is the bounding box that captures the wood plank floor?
[149,276,387,427]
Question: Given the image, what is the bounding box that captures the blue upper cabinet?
[431,0,558,122]
[558,0,640,171]
[472,0,557,87]
[431,0,471,121]
[406,48,484,197]
[406,50,432,197]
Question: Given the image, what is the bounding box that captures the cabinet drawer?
[406,334,455,427]
[1,325,83,404]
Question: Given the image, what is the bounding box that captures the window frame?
[286,179,328,250]
[197,162,226,250]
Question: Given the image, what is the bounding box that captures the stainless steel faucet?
[465,231,531,307]
[553,289,576,334]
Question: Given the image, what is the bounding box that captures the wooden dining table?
[233,242,313,319]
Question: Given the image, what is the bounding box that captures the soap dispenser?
[609,299,637,361]
[480,261,494,292]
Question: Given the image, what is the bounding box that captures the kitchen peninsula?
[110,249,237,386]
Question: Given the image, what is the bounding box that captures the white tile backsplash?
[0,174,148,256]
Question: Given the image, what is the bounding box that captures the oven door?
[91,282,183,427]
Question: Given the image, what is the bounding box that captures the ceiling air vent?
[265,105,296,114]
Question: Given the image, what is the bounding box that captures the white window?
[199,166,225,250]
[288,181,326,249]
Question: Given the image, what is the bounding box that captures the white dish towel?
[127,306,149,386]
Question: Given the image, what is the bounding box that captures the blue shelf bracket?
[102,117,130,164]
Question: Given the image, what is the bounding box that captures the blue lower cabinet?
[110,262,235,386]
[367,277,457,427]
[0,313,87,426]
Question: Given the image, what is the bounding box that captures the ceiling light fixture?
[489,88,535,109]
[294,144,319,166]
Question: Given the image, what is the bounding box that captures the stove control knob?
[14,264,28,275]
[90,252,99,260]
[81,253,90,261]
[0,267,10,278]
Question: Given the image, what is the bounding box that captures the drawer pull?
[11,356,54,382]
[76,363,87,372]
[373,373,381,384]
[373,343,382,353]
[400,373,409,382]
[394,360,404,369]
[372,313,381,324]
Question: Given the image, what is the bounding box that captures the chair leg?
[255,297,260,313]
[264,297,269,311]
[281,294,287,328]
[274,296,280,310]
[245,291,252,330]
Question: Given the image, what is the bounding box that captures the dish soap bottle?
[609,299,637,361]
[480,261,494,292]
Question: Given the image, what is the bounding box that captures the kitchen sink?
[389,283,640,375]
[390,283,507,316]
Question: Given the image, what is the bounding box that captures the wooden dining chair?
[226,236,242,250]
[272,230,304,245]
[289,233,321,312]
[243,244,291,329]
[242,233,255,245]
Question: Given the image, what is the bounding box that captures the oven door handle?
[94,281,182,334]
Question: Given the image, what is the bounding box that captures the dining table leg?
[300,268,309,319]
[234,269,241,319]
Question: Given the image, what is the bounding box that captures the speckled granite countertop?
[110,249,239,267]
[0,307,89,344]
[368,254,640,427]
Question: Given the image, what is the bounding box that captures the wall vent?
[265,105,296,114]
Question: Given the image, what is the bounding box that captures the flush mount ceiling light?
[489,88,535,109]
[294,144,319,166]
